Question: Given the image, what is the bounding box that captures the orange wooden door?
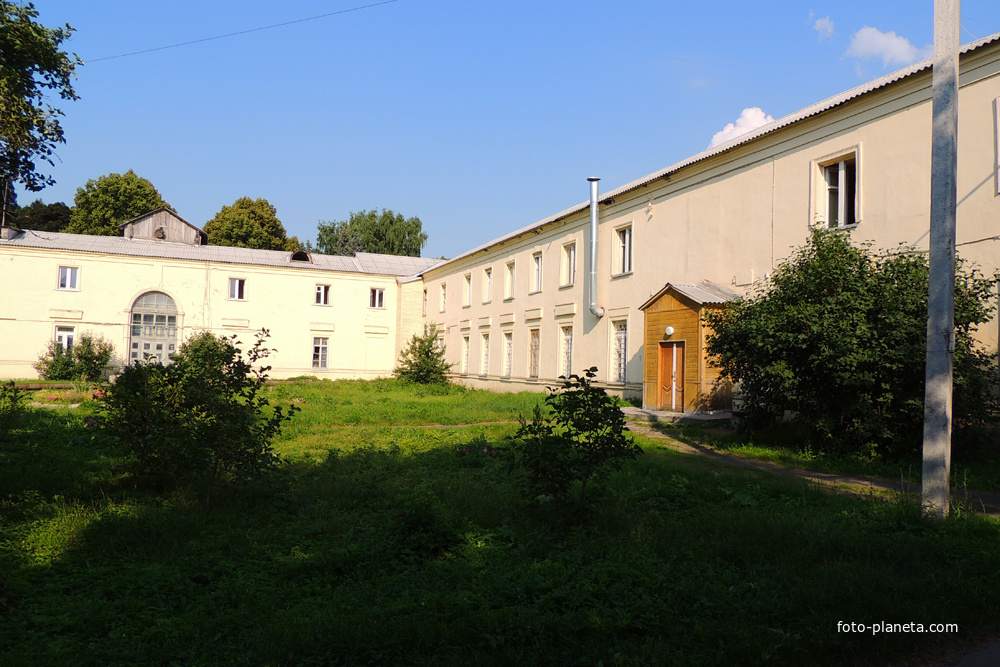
[658,342,685,412]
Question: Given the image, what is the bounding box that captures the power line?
[87,0,399,63]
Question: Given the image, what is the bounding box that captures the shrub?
[99,329,297,504]
[394,323,451,384]
[510,367,642,505]
[0,381,27,440]
[705,229,999,459]
[34,333,114,382]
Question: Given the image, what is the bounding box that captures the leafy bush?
[34,332,114,382]
[99,330,297,504]
[705,229,999,459]
[510,367,642,504]
[394,323,451,384]
[0,381,27,440]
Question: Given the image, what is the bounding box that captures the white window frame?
[560,242,576,287]
[613,225,633,276]
[440,283,447,313]
[463,273,472,307]
[422,289,428,316]
[461,335,470,375]
[993,97,999,196]
[611,319,628,384]
[528,328,540,378]
[228,277,246,300]
[810,145,862,230]
[560,325,573,378]
[55,325,75,350]
[315,284,331,306]
[480,332,490,376]
[482,268,493,304]
[312,337,329,369]
[502,331,513,378]
[57,266,79,291]
[369,287,385,309]
[504,261,515,300]
[530,252,543,293]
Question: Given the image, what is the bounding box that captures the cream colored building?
[420,33,1000,410]
[0,209,441,379]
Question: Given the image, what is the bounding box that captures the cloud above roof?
[813,17,834,41]
[845,26,932,68]
[708,108,775,149]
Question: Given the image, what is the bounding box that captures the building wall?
[420,44,1000,405]
[0,245,405,379]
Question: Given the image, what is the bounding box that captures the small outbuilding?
[639,281,738,413]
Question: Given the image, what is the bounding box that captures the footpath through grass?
[2,379,1000,665]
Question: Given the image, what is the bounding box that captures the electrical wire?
[87,0,399,63]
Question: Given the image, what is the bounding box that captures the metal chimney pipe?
[588,177,605,318]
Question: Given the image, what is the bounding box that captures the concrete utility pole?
[922,0,960,519]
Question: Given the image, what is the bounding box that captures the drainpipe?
[588,177,605,318]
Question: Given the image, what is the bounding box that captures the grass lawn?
[2,379,1000,665]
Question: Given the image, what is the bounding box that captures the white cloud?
[813,17,834,41]
[708,108,775,149]
[845,26,932,68]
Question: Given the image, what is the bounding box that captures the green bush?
[394,323,451,384]
[705,229,999,459]
[33,332,114,382]
[0,380,27,440]
[510,367,642,504]
[99,330,297,504]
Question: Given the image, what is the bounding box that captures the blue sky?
[21,1,1000,259]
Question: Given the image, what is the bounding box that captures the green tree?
[705,229,998,458]
[65,170,172,236]
[395,324,451,384]
[0,2,80,194]
[10,198,70,231]
[33,332,115,382]
[315,209,427,257]
[204,197,299,250]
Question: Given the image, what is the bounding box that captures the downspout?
[588,177,605,318]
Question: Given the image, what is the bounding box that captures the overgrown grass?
[2,379,1000,665]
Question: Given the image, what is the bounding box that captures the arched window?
[129,291,178,364]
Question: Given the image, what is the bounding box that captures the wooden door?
[658,341,685,412]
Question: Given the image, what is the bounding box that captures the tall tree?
[65,170,172,236]
[204,197,299,251]
[315,209,427,257]
[0,2,80,194]
[12,198,71,232]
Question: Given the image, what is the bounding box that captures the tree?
[705,229,998,459]
[0,2,80,195]
[10,198,70,231]
[315,209,427,257]
[204,197,298,250]
[395,324,451,384]
[33,332,115,382]
[65,170,172,236]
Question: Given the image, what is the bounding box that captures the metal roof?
[639,281,740,311]
[439,31,1000,270]
[0,228,443,277]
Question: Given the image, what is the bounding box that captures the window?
[315,284,331,305]
[502,331,513,378]
[228,278,246,300]
[480,333,490,376]
[531,252,543,293]
[440,284,447,312]
[57,266,78,290]
[130,291,178,364]
[504,261,515,300]
[614,226,633,275]
[312,337,328,368]
[422,289,428,316]
[482,268,493,303]
[821,156,858,228]
[560,243,576,286]
[612,320,628,383]
[461,335,470,374]
[528,329,540,378]
[55,325,75,350]
[370,288,384,309]
[463,274,472,307]
[560,325,573,378]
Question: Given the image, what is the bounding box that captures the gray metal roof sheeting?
[441,32,1000,269]
[640,281,740,310]
[0,229,443,277]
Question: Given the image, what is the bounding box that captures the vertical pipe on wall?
[588,177,605,318]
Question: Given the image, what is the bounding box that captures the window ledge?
[503,297,514,303]
[558,283,574,290]
[611,271,633,280]
[482,300,492,305]
[462,304,471,309]
[528,290,541,296]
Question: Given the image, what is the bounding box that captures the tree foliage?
[511,367,642,505]
[394,324,451,384]
[705,229,999,458]
[315,209,427,257]
[65,170,171,236]
[9,198,71,231]
[99,330,296,504]
[0,2,80,192]
[33,332,115,382]
[204,196,300,250]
